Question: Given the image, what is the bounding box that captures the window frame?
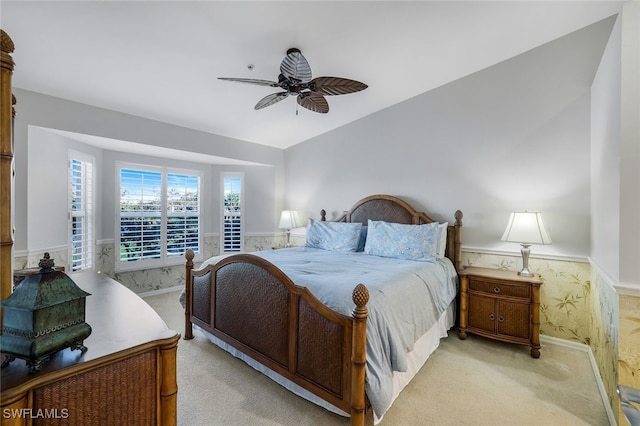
[116,162,202,272]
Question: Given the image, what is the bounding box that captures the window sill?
[115,252,203,274]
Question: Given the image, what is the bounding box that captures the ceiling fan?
[219,48,368,114]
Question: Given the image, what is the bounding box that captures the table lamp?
[278,210,303,247]
[501,211,552,277]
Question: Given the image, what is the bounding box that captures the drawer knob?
[493,287,501,293]
[489,314,495,320]
[498,316,505,322]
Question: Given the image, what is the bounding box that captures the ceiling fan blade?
[297,93,329,114]
[280,48,312,84]
[311,77,368,96]
[218,77,280,87]
[255,92,289,110]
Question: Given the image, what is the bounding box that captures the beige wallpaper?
[590,270,620,420]
[619,294,640,424]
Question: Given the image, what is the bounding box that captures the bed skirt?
[193,299,456,424]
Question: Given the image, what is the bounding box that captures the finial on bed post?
[455,210,463,226]
[184,249,195,340]
[320,209,326,222]
[352,284,369,315]
[351,283,369,426]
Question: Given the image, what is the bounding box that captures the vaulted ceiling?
[1,1,623,149]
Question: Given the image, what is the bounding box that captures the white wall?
[619,2,640,287]
[284,17,617,259]
[590,4,640,290]
[26,127,104,252]
[591,14,621,281]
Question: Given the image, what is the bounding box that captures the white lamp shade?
[501,211,552,245]
[278,210,303,229]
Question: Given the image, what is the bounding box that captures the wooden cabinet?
[1,271,179,425]
[458,267,542,358]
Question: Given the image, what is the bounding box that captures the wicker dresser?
[1,271,179,425]
[458,266,542,358]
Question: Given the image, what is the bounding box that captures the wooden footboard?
[183,249,370,425]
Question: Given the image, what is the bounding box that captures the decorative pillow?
[305,219,362,252]
[364,220,439,261]
[437,222,448,259]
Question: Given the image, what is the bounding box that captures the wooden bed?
[183,194,462,426]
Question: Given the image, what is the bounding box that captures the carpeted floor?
[144,289,610,426]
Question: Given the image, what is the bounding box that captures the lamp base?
[518,243,534,277]
[517,268,534,277]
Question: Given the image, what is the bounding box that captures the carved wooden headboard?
[321,194,463,272]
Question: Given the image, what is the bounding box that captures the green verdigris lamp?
[1,253,92,373]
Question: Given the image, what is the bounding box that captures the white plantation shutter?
[166,173,199,256]
[69,155,94,271]
[222,174,243,252]
[117,164,201,271]
[119,169,162,262]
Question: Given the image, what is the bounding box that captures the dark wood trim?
[184,248,194,340]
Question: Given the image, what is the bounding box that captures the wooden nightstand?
[458,266,542,358]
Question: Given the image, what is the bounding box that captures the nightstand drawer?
[469,277,530,299]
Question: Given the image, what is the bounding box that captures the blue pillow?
[305,220,362,252]
[364,220,439,261]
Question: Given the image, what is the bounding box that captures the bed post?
[184,249,194,340]
[350,283,369,426]
[1,30,16,305]
[454,210,463,273]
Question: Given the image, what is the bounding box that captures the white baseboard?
[138,285,183,299]
[541,335,616,426]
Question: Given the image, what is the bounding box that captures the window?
[117,163,200,271]
[222,173,243,252]
[68,152,94,271]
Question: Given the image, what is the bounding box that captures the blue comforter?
[199,247,458,417]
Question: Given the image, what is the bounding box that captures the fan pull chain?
[296,103,299,116]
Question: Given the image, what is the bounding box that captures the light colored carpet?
[144,290,610,426]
